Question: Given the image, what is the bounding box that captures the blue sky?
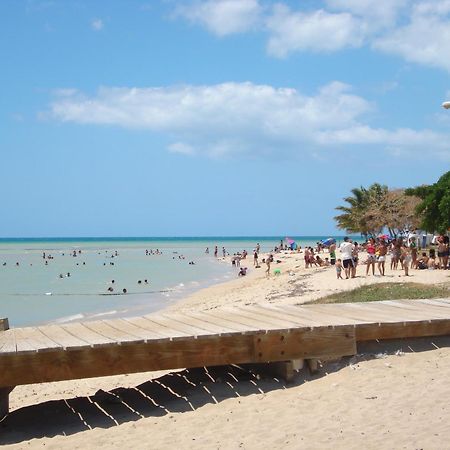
[1,0,449,237]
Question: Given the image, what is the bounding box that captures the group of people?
[334,235,449,280]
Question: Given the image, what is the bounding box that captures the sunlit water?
[0,237,343,327]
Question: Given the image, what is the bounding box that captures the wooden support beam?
[306,359,319,374]
[0,318,9,332]
[0,326,356,388]
[0,386,14,419]
[264,360,300,382]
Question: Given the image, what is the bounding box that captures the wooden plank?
[236,306,306,329]
[185,311,256,334]
[14,327,61,353]
[160,312,237,336]
[281,305,362,326]
[348,302,430,322]
[60,322,115,347]
[103,318,164,342]
[203,309,271,332]
[143,315,212,338]
[418,299,450,310]
[0,330,17,354]
[38,324,91,350]
[123,316,184,339]
[250,305,317,327]
[81,321,145,344]
[217,308,290,331]
[318,303,397,323]
[379,301,450,319]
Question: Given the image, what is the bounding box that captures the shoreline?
[3,248,450,449]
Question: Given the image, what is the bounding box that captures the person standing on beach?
[401,244,411,276]
[214,246,218,258]
[339,237,354,279]
[365,238,376,276]
[254,250,258,267]
[377,240,387,276]
[329,242,336,265]
[256,243,260,254]
[352,242,359,277]
[222,247,226,257]
[265,254,273,276]
[336,259,343,279]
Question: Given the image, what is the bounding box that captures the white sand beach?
[2,250,450,449]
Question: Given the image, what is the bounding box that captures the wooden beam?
[0,318,9,332]
[0,326,356,388]
[356,319,450,341]
[0,386,14,419]
[253,325,356,362]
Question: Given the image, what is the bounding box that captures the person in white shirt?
[339,237,354,279]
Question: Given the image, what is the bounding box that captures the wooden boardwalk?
[1,298,450,416]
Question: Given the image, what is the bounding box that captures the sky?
[1,0,449,237]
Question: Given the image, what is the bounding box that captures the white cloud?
[266,4,365,57]
[173,0,450,72]
[47,82,450,160]
[91,18,104,31]
[373,2,450,72]
[326,0,407,29]
[175,0,262,36]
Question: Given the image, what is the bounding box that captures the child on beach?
[401,245,411,276]
[336,259,343,279]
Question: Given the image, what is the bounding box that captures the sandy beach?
[2,250,450,449]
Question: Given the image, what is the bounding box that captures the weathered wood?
[0,318,9,331]
[253,325,356,362]
[356,319,450,341]
[1,299,450,396]
[255,360,297,382]
[0,386,14,418]
[306,359,319,374]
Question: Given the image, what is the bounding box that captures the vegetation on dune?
[311,282,450,304]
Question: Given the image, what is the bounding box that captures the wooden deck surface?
[1,298,450,390]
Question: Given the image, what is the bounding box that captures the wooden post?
[0,318,12,418]
[306,358,319,374]
[0,387,13,419]
[258,359,303,383]
[0,318,9,332]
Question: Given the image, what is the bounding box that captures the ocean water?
[0,236,345,327]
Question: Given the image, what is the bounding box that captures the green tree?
[405,171,450,234]
[334,184,388,237]
[336,184,422,237]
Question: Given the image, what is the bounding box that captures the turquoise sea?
[0,237,347,327]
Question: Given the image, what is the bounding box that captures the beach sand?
[2,250,450,449]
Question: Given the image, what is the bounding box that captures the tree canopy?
[335,183,421,237]
[405,171,450,234]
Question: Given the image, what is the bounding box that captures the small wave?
[89,310,118,318]
[55,313,85,323]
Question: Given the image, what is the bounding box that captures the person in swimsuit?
[377,240,388,276]
[401,244,411,276]
[366,238,376,276]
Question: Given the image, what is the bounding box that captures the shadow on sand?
[1,336,449,445]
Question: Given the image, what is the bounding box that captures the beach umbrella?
[321,238,336,247]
